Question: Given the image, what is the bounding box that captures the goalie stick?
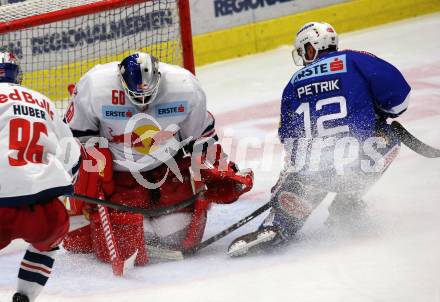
[390,121,440,158]
[69,192,198,217]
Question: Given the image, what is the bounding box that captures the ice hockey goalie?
[62,52,253,267]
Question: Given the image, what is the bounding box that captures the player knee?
[275,191,313,220]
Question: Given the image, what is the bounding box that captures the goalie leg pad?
[62,224,93,253]
[110,172,152,209]
[181,198,210,250]
[90,212,148,266]
[151,156,195,208]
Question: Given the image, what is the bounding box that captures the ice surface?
[1,13,440,302]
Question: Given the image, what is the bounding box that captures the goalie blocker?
[63,144,253,265]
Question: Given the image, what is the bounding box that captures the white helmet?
[118,52,161,110]
[292,22,338,66]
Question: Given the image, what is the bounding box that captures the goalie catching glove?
[194,144,253,204]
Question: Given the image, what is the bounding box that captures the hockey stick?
[69,193,198,217]
[184,201,273,256]
[391,121,440,158]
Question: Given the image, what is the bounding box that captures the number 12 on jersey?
[295,96,349,138]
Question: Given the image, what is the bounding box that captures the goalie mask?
[292,22,338,66]
[0,51,21,84]
[119,52,161,110]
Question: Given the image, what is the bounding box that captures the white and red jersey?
[66,62,217,171]
[0,83,80,207]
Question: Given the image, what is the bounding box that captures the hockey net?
[0,0,194,109]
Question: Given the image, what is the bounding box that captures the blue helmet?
[118,52,161,110]
[0,51,20,84]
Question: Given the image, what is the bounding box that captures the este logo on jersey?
[102,105,135,120]
[293,54,347,83]
[155,101,188,118]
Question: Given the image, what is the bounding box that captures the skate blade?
[227,231,277,257]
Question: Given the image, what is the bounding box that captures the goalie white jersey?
[66,61,217,172]
[0,83,80,207]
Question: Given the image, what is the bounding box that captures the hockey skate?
[325,197,367,228]
[12,293,29,302]
[227,226,285,257]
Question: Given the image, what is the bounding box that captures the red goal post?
[0,0,195,107]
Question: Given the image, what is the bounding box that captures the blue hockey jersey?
[279,50,411,142]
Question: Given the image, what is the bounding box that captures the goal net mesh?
[0,0,183,108]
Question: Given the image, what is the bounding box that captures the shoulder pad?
[343,49,377,58]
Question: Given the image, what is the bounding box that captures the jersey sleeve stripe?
[202,123,215,135]
[202,129,216,139]
[380,93,410,116]
[71,129,100,138]
[193,135,219,149]
[70,155,81,178]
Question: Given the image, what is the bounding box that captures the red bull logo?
[111,112,194,190]
[109,125,176,155]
